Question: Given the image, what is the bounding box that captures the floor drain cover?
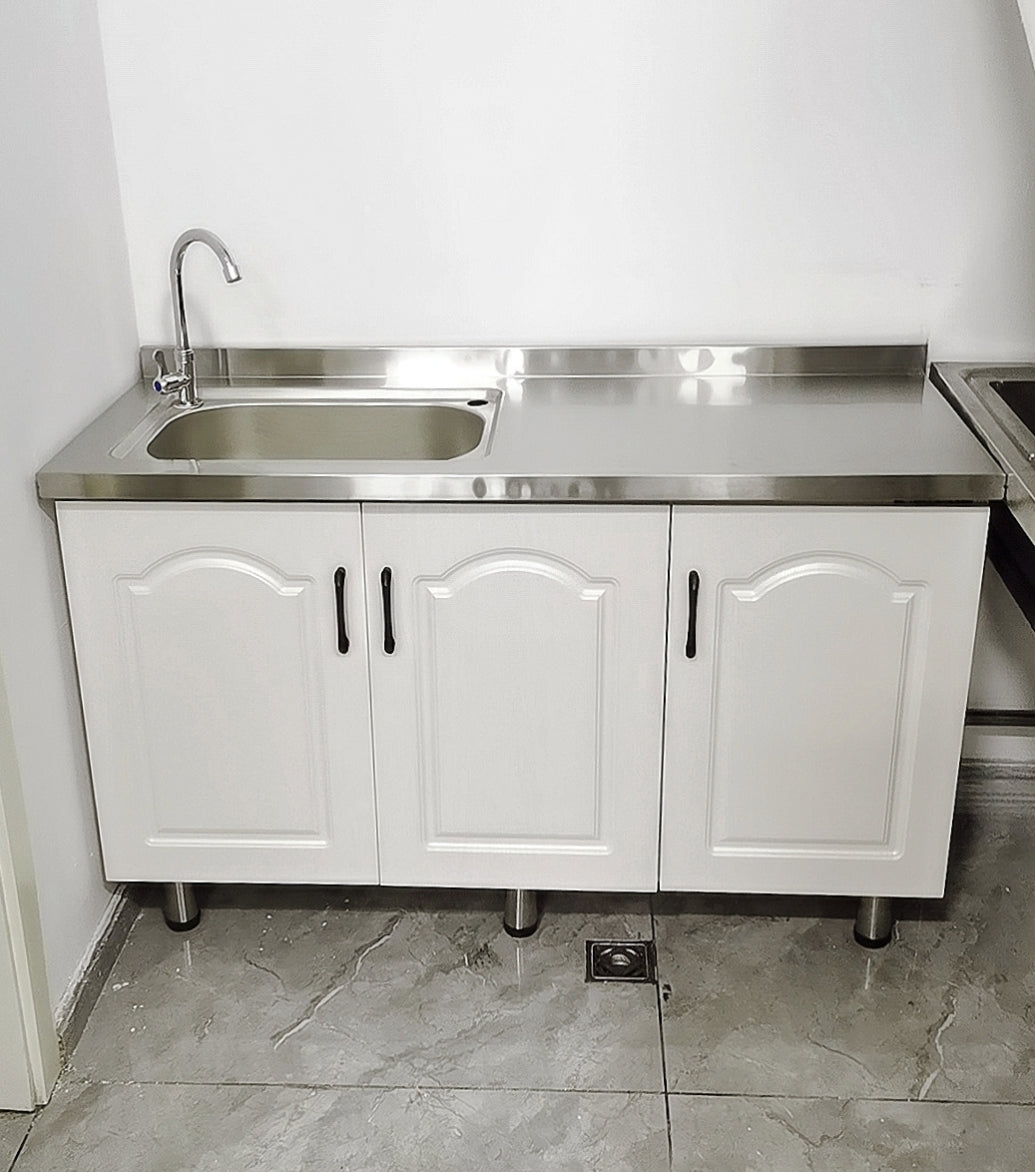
[585,940,657,983]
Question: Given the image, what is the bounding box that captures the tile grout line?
[32,1071,1035,1107]
[55,1075,673,1097]
[661,1091,1031,1107]
[8,1114,39,1172]
[650,897,674,1171]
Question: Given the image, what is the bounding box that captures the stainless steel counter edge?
[38,345,1006,507]
[38,470,1004,506]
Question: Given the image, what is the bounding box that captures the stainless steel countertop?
[37,345,1005,505]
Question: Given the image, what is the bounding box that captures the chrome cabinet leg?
[853,896,893,948]
[162,882,200,932]
[503,889,540,938]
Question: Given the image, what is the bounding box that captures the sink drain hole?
[585,940,657,983]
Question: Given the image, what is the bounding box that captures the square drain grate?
[585,939,657,983]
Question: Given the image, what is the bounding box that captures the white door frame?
[0,658,59,1110]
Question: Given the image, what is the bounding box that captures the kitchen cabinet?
[362,505,669,891]
[55,500,987,904]
[56,503,378,884]
[661,506,988,898]
[56,502,669,893]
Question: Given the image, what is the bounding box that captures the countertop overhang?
[37,345,1005,506]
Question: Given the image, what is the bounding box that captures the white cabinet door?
[662,507,988,898]
[56,503,377,884]
[363,505,669,891]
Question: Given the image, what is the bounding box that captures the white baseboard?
[53,884,135,1053]
[961,723,1035,767]
[958,722,1035,809]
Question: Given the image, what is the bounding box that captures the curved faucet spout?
[169,228,242,354]
[155,229,242,408]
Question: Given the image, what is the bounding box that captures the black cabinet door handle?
[685,570,700,659]
[333,567,350,654]
[380,566,396,655]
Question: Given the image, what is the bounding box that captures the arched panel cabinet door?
[56,502,378,885]
[363,504,669,892]
[661,506,988,898]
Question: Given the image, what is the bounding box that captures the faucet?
[153,229,241,408]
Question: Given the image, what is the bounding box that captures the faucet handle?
[151,348,189,397]
[152,348,169,391]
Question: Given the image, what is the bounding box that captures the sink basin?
[147,402,488,461]
[989,380,1035,438]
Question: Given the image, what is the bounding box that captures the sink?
[146,401,488,461]
[989,380,1035,439]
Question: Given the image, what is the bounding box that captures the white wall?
[99,0,1035,356]
[0,0,139,1007]
[969,568,1035,708]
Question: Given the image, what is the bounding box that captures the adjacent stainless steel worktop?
[37,345,1005,505]
[932,362,1035,539]
[931,361,1035,632]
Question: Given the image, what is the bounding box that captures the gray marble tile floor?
[6,804,1035,1170]
[0,1117,30,1172]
